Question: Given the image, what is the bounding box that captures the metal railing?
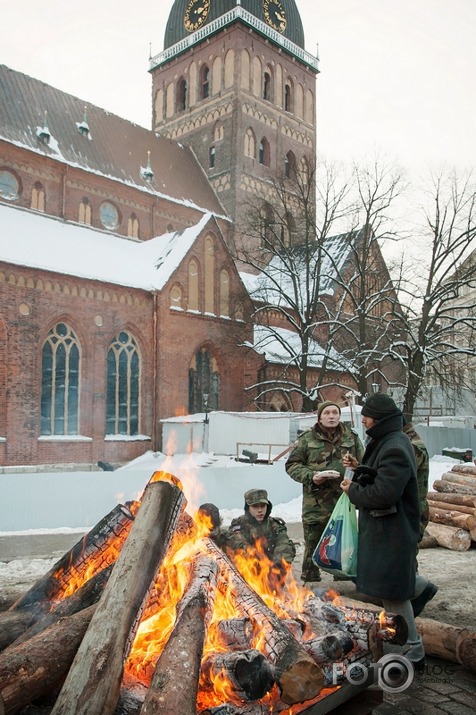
[150,7,319,71]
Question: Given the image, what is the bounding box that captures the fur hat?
[361,393,401,420]
[316,401,341,420]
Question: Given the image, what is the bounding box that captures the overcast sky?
[2,0,475,177]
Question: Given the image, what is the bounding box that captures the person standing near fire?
[285,401,364,583]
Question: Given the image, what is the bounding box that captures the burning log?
[139,554,219,715]
[0,604,96,715]
[208,618,255,651]
[433,479,476,496]
[301,632,353,664]
[204,538,324,705]
[50,473,186,715]
[425,522,472,551]
[200,650,275,703]
[11,504,134,612]
[200,705,271,714]
[12,563,114,646]
[415,618,476,674]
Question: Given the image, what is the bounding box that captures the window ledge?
[104,434,151,442]
[38,435,93,442]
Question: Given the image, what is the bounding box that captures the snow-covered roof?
[0,64,227,218]
[0,203,215,291]
[248,324,347,370]
[240,232,356,304]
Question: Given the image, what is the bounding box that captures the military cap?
[244,488,270,506]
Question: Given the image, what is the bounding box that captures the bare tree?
[390,167,476,419]
[234,157,407,411]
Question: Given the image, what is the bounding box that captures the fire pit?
[0,471,405,715]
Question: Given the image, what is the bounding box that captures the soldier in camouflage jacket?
[285,401,364,582]
[226,489,296,572]
[403,420,430,540]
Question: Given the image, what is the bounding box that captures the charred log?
[11,504,134,612]
[208,618,254,651]
[0,605,96,715]
[50,474,186,715]
[139,555,219,715]
[201,650,275,702]
[0,610,35,652]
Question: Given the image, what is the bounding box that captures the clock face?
[184,0,210,32]
[263,0,287,33]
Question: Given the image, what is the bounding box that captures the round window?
[99,202,119,229]
[0,170,20,200]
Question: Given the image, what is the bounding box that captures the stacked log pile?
[0,471,404,715]
[427,463,476,551]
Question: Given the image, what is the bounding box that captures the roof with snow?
[0,203,217,291]
[247,324,349,371]
[0,64,227,217]
[240,231,360,304]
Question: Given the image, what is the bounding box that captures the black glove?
[353,465,378,486]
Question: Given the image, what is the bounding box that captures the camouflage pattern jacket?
[285,422,364,521]
[403,422,430,536]
[226,513,296,564]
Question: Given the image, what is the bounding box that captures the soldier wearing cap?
[225,489,296,569]
[285,400,364,583]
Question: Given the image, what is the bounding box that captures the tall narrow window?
[31,182,45,211]
[263,71,271,101]
[219,269,230,317]
[177,77,188,112]
[209,146,216,168]
[284,83,292,112]
[259,137,270,166]
[79,198,91,225]
[188,347,220,414]
[205,236,215,314]
[106,332,140,436]
[41,323,80,435]
[127,213,139,238]
[245,128,256,158]
[200,65,210,99]
[284,151,297,179]
[188,258,199,311]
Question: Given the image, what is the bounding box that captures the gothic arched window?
[200,65,210,99]
[188,347,220,414]
[259,137,270,166]
[177,77,188,112]
[31,182,45,211]
[263,71,272,101]
[245,128,256,158]
[284,151,297,179]
[106,331,140,436]
[284,82,293,112]
[41,323,80,435]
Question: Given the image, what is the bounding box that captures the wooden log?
[415,617,476,673]
[139,554,219,715]
[428,505,476,531]
[427,499,475,516]
[450,464,476,476]
[301,633,348,664]
[50,473,186,715]
[201,650,275,702]
[427,491,476,509]
[0,610,35,652]
[441,472,476,488]
[11,503,134,612]
[13,563,114,646]
[0,604,96,715]
[204,538,324,706]
[425,521,472,550]
[114,683,147,715]
[208,618,255,651]
[0,587,26,613]
[433,479,476,496]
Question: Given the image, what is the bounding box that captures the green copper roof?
[164,0,305,50]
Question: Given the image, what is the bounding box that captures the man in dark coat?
[341,393,436,667]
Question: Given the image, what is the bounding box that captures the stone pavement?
[0,530,474,714]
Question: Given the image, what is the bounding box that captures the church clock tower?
[150,1,319,259]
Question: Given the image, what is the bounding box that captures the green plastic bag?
[312,492,358,577]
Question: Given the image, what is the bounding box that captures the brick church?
[0,1,387,469]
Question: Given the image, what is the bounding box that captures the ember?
[0,471,402,715]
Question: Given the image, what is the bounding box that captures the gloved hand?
[353,465,378,485]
